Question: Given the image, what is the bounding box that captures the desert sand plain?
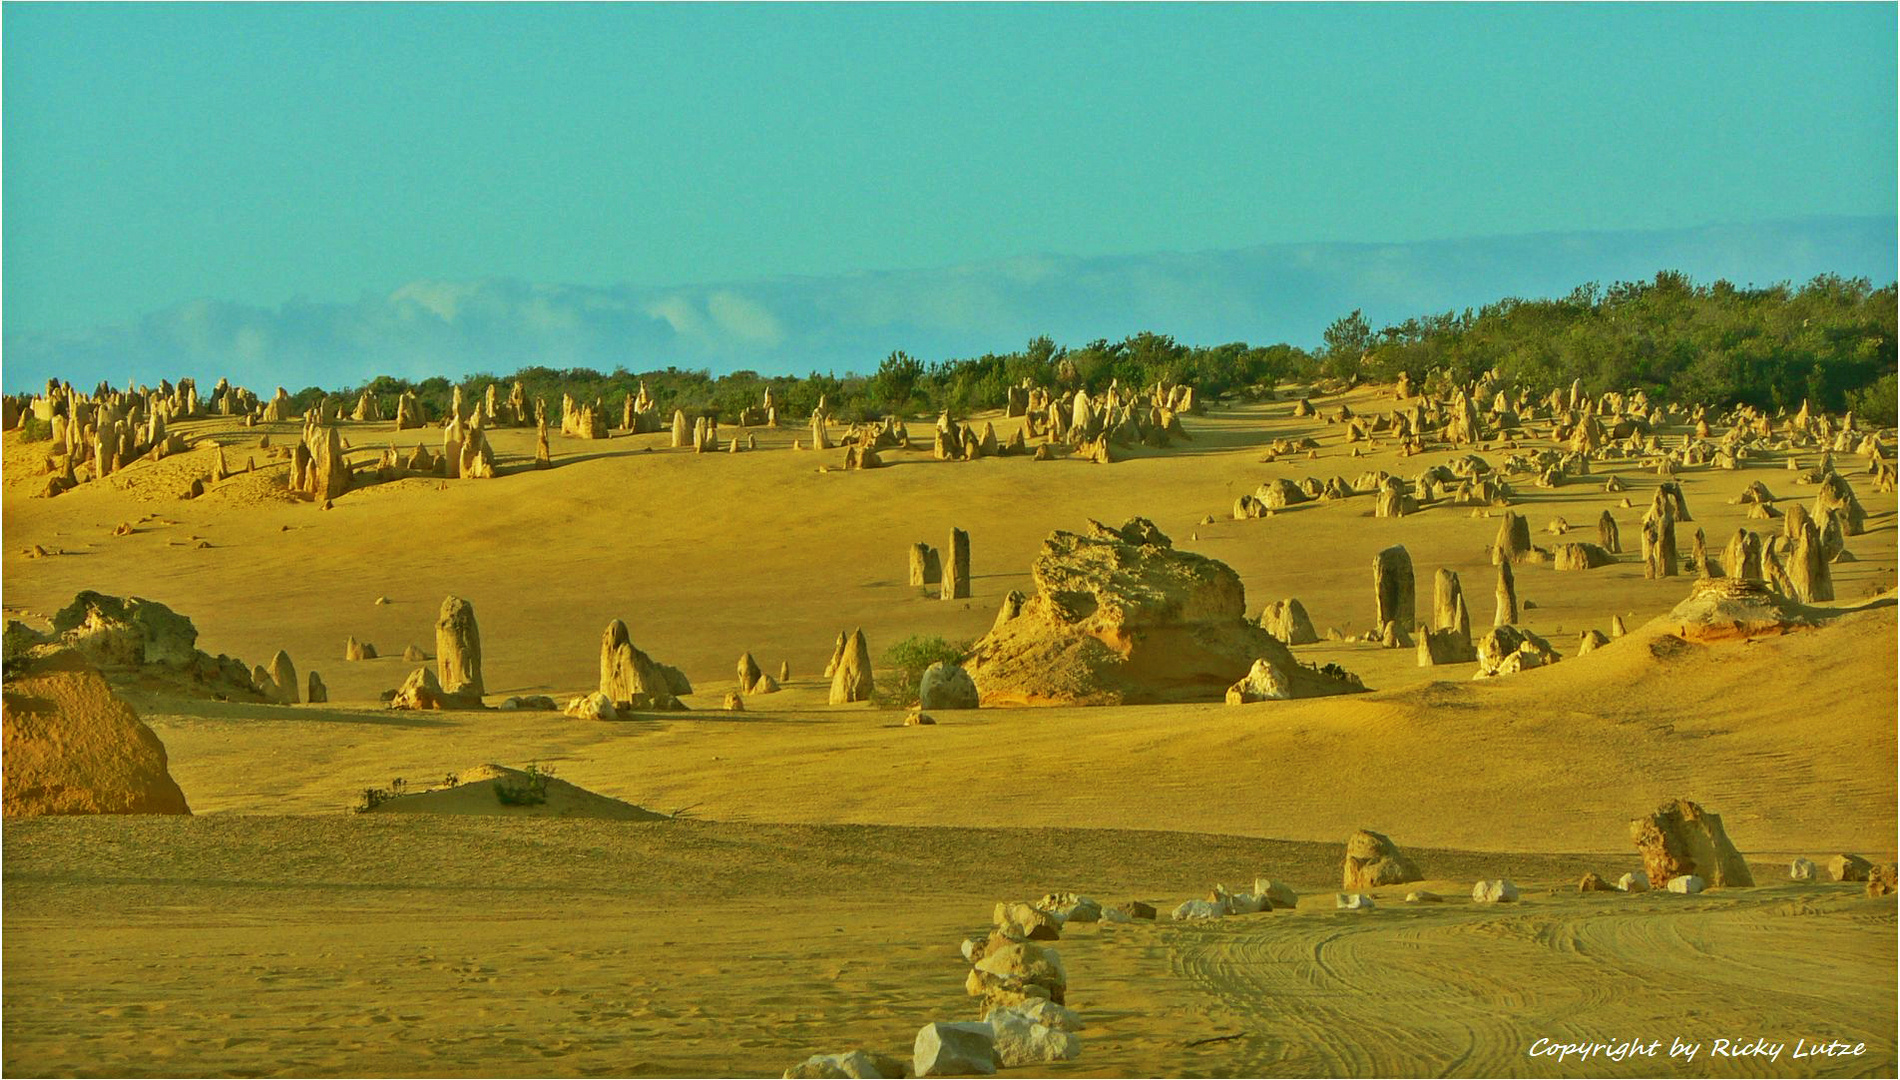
[3,382,1896,1078]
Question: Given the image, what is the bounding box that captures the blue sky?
[3,3,1895,388]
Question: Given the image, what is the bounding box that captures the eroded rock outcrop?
[963,518,1365,705]
[2,649,192,817]
[598,619,690,711]
[1663,577,1821,643]
[435,596,484,705]
[829,628,874,705]
[1260,598,1319,645]
[19,592,264,702]
[1629,798,1754,889]
[1342,828,1422,890]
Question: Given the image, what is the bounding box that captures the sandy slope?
[132,599,1898,855]
[4,385,1896,1077]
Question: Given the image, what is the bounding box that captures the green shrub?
[875,635,970,708]
[494,763,553,806]
[16,417,51,443]
[1847,372,1898,428]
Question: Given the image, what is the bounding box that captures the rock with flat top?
[913,1022,999,1078]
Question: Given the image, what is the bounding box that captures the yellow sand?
[4,387,1895,1077]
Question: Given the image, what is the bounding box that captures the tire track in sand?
[1157,885,1895,1077]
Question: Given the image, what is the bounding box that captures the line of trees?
[296,271,1896,427]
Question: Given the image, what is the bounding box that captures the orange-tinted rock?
[2,650,190,817]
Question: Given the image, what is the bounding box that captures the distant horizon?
[5,215,1895,394]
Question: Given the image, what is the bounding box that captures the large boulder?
[1224,657,1294,704]
[918,661,978,710]
[971,939,1068,1005]
[1629,799,1754,889]
[1552,542,1615,570]
[1474,625,1559,678]
[1342,828,1422,890]
[1828,854,1873,882]
[988,1007,1081,1067]
[963,518,1366,705]
[2,650,191,817]
[387,667,447,711]
[1260,598,1319,645]
[913,1022,999,1077]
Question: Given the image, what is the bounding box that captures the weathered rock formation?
[1492,511,1532,565]
[1598,510,1621,553]
[1373,546,1415,644]
[828,628,874,705]
[962,518,1365,705]
[1260,598,1318,645]
[944,528,972,600]
[598,619,690,710]
[21,592,263,703]
[1786,518,1834,602]
[2,649,192,817]
[435,596,484,705]
[1553,542,1614,571]
[266,649,301,704]
[1342,828,1422,890]
[1493,561,1518,626]
[909,543,943,587]
[1662,576,1822,644]
[1629,798,1754,889]
[1641,504,1678,579]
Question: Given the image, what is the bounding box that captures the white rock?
[1171,899,1228,920]
[960,938,980,962]
[988,1010,1081,1067]
[914,1021,999,1077]
[1335,893,1376,910]
[1099,907,1132,924]
[563,691,617,720]
[1790,858,1817,881]
[783,1050,887,1079]
[1666,874,1705,894]
[1616,871,1649,893]
[991,999,1085,1032]
[1472,879,1520,904]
